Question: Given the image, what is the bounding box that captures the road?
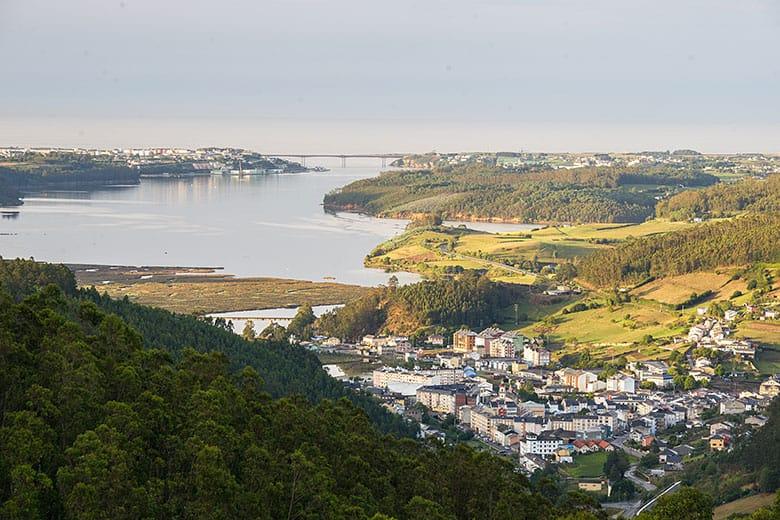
[634,481,682,517]
[611,434,657,493]
[602,499,642,518]
[626,465,656,492]
[434,244,530,276]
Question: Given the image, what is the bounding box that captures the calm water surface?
[0,158,535,286]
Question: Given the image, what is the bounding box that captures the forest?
[656,174,780,220]
[316,272,528,341]
[323,164,718,224]
[0,259,612,519]
[577,215,780,287]
[0,153,139,201]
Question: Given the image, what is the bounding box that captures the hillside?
[364,220,692,282]
[316,272,529,341]
[656,174,780,220]
[0,152,139,204]
[680,397,780,505]
[324,164,718,224]
[578,215,780,288]
[0,259,610,519]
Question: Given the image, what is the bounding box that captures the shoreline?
[322,204,602,228]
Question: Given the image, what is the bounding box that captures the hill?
[681,397,780,505]
[364,220,692,282]
[578,215,780,288]
[324,164,718,224]
[0,152,139,205]
[656,174,780,220]
[0,259,609,519]
[316,272,529,341]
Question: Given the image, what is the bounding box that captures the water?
[208,304,342,335]
[0,158,536,286]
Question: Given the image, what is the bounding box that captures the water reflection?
[0,159,534,286]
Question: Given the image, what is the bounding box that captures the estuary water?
[0,158,534,286]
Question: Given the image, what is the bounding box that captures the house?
[724,309,739,322]
[720,400,747,415]
[554,448,573,464]
[476,327,505,355]
[709,434,728,451]
[673,444,695,458]
[759,378,780,397]
[416,384,473,414]
[578,481,604,493]
[709,421,733,436]
[494,428,520,447]
[427,334,446,346]
[523,345,551,367]
[607,374,636,394]
[453,329,477,353]
[519,431,565,456]
[520,454,547,473]
[746,415,768,428]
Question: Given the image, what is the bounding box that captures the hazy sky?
[1,0,779,152]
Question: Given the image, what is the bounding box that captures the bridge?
[267,153,408,168]
[215,316,294,323]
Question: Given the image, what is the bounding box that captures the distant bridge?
[215,316,294,323]
[267,153,408,167]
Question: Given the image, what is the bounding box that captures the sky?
[1,0,779,153]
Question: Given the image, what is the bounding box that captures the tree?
[242,320,256,341]
[637,486,713,520]
[388,275,399,290]
[287,304,316,341]
[603,450,630,481]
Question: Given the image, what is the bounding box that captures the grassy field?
[737,321,780,374]
[81,277,368,314]
[633,271,747,305]
[713,493,775,520]
[365,219,692,283]
[562,451,608,478]
[520,300,686,346]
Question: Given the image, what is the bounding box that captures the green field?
[562,451,608,478]
[737,321,780,374]
[520,300,686,346]
[754,346,780,375]
[364,219,691,284]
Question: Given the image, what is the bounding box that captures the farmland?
[364,219,691,283]
[633,271,747,305]
[519,300,687,347]
[713,493,775,520]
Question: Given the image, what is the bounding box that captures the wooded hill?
[316,272,528,341]
[656,174,780,220]
[577,215,780,287]
[0,153,139,205]
[323,164,718,224]
[0,259,609,519]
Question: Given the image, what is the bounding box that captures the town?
[305,303,780,510]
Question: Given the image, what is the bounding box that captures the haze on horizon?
[1,0,779,153]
